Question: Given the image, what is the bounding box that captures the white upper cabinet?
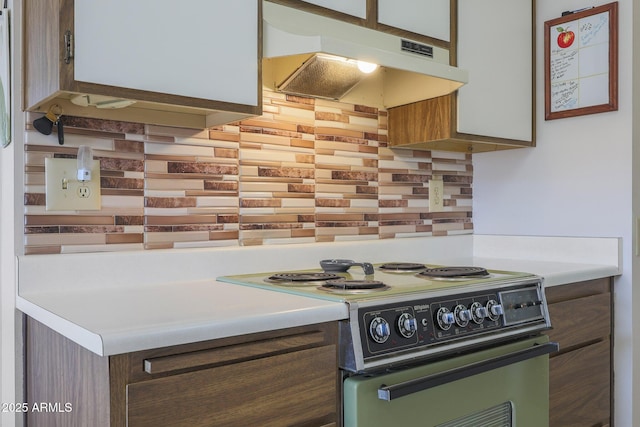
[457,0,533,142]
[386,0,534,152]
[24,0,261,128]
[298,0,367,18]
[378,0,450,42]
[74,0,259,107]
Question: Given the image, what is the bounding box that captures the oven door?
[343,336,558,427]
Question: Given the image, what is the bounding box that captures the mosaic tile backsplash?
[23,91,473,254]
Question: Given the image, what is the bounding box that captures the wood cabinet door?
[127,345,337,427]
[549,341,611,427]
[74,0,259,107]
[457,0,533,142]
[377,0,450,41]
[545,279,613,427]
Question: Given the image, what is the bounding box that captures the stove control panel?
[356,282,548,362]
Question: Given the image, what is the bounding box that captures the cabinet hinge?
[64,30,73,64]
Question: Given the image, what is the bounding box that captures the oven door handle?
[377,342,559,401]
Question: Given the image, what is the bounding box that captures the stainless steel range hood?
[262,2,468,109]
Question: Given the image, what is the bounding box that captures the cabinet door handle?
[378,342,559,401]
[64,30,73,64]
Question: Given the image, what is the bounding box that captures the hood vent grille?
[277,54,367,100]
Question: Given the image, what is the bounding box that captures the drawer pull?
[144,330,326,374]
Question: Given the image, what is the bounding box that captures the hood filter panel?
[277,54,365,100]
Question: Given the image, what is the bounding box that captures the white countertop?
[17,234,621,356]
[17,280,347,356]
[472,257,619,287]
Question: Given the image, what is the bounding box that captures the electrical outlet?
[77,185,91,198]
[45,158,101,211]
[429,177,444,212]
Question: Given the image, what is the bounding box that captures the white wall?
[473,0,635,425]
[1,1,22,426]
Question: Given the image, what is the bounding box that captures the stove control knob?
[487,300,504,321]
[436,307,454,330]
[398,313,417,338]
[454,304,471,327]
[369,317,391,344]
[470,302,487,324]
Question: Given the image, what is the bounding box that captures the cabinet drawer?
[547,292,611,349]
[127,345,337,427]
[143,330,327,375]
[549,340,610,427]
[545,278,611,303]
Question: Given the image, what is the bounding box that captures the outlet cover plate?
[45,158,101,211]
[429,178,444,212]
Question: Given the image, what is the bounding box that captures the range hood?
[262,2,468,109]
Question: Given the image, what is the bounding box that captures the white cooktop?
[217,265,537,302]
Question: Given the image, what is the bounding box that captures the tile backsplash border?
[23,91,473,254]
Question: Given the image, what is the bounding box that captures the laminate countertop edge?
[18,279,349,357]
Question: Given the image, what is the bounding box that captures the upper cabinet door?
[298,0,367,18]
[25,0,261,128]
[74,0,259,107]
[377,0,450,42]
[457,0,533,141]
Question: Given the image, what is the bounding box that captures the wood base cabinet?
[545,278,613,427]
[26,318,339,427]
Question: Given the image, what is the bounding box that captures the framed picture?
[544,2,618,120]
[0,5,10,147]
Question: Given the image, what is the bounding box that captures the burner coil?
[324,280,387,290]
[319,279,391,294]
[267,272,342,282]
[418,266,489,278]
[379,263,426,271]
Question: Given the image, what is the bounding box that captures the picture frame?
[544,2,618,120]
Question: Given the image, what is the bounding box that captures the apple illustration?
[556,26,575,48]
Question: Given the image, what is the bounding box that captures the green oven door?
[344,336,556,427]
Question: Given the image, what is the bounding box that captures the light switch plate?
[45,158,101,211]
[429,177,444,212]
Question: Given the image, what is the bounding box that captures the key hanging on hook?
[57,117,64,145]
[33,109,57,135]
[33,105,64,144]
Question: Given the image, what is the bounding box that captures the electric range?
[218,262,552,373]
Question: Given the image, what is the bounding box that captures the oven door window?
[343,336,551,427]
